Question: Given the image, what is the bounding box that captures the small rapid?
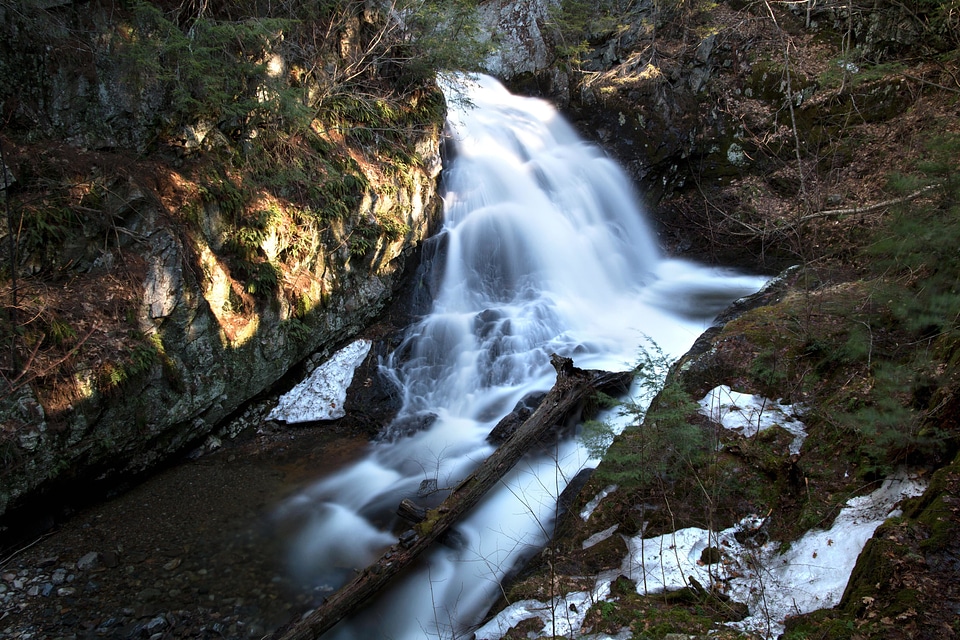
[274,74,767,638]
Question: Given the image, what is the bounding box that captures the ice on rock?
[699,385,808,454]
[268,339,371,423]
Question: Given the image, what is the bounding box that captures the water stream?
[274,75,767,639]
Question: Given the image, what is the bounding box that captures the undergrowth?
[0,0,487,408]
[582,338,706,488]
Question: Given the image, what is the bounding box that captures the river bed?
[0,417,367,639]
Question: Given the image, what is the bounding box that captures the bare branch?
[799,183,942,222]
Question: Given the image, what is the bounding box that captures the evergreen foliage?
[582,338,704,486]
[108,0,486,298]
[111,0,487,141]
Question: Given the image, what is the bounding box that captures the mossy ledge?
[0,1,448,533]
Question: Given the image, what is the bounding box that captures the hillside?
[487,1,960,638]
[0,0,959,638]
[0,0,495,531]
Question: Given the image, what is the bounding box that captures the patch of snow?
[583,525,620,550]
[699,385,808,454]
[473,581,611,640]
[727,142,748,167]
[580,485,618,521]
[622,525,725,594]
[724,472,926,637]
[620,470,926,639]
[476,471,925,639]
[839,59,860,74]
[268,339,371,423]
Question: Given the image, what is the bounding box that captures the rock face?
[476,0,570,101]
[0,3,445,525]
[0,151,443,524]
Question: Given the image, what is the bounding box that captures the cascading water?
[273,74,767,638]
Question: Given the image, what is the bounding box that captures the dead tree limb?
[274,356,632,640]
[798,183,942,222]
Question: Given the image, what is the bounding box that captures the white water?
[274,75,767,639]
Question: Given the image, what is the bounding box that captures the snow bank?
[473,471,926,639]
[721,471,926,637]
[473,582,612,640]
[699,385,808,454]
[267,339,371,423]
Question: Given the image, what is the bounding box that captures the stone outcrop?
[476,0,570,102]
[0,2,445,525]
[0,144,443,524]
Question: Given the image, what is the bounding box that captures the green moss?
[414,509,440,537]
[782,609,858,639]
[746,59,813,103]
[901,452,960,552]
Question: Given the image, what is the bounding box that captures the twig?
[903,74,960,95]
[799,183,942,222]
[1,324,98,400]
[0,531,56,570]
[1,138,18,376]
[763,0,809,211]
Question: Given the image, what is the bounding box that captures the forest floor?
[0,402,375,640]
[492,2,960,639]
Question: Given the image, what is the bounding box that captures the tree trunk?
[273,355,632,640]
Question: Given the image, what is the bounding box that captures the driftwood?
[274,355,632,640]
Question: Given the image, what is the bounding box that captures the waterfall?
[274,74,767,639]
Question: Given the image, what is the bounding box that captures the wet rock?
[145,615,168,632]
[399,530,418,548]
[486,392,546,445]
[699,546,722,564]
[397,498,427,524]
[76,552,100,571]
[440,528,468,551]
[96,618,120,632]
[376,411,438,442]
[137,587,162,601]
[417,478,438,497]
[556,467,594,526]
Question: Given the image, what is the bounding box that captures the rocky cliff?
[0,0,447,527]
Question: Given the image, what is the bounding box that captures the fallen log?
[274,355,632,640]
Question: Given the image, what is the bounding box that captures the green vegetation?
[580,577,750,639]
[0,0,488,408]
[547,0,704,68]
[548,0,634,64]
[114,0,485,140]
[119,2,308,135]
[582,342,705,488]
[812,132,960,475]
